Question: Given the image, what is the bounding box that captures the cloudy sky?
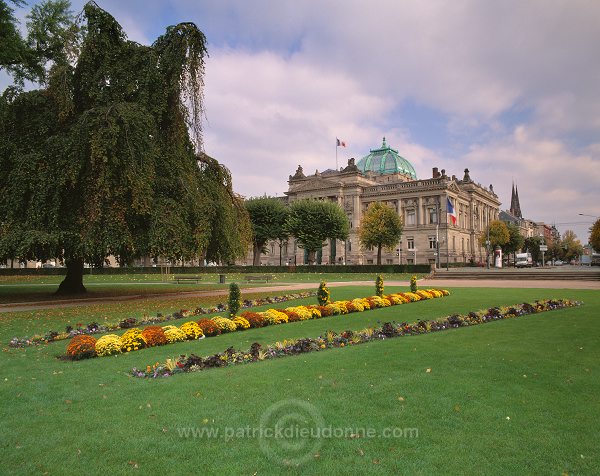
[5,0,600,243]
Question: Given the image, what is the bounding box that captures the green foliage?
[375,274,384,297]
[0,0,77,86]
[590,219,600,252]
[317,281,330,305]
[523,236,543,264]
[410,275,418,292]
[0,3,250,291]
[285,199,349,264]
[359,202,403,265]
[245,197,289,265]
[479,220,510,249]
[560,230,584,262]
[228,282,242,317]
[502,223,524,254]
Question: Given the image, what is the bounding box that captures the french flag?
[447,197,457,225]
[336,138,346,147]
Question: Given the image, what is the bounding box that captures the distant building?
[250,138,501,266]
[500,182,559,246]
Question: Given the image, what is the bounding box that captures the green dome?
[356,137,417,179]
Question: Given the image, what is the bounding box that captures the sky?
[4,0,600,243]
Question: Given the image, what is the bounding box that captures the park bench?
[244,275,275,283]
[173,275,202,284]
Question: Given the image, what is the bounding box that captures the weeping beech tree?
[0,2,250,294]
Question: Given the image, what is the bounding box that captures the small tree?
[317,281,330,305]
[590,218,600,252]
[523,236,543,264]
[502,223,525,266]
[375,274,384,297]
[228,282,241,317]
[359,202,403,265]
[479,220,510,249]
[245,197,289,266]
[285,199,349,265]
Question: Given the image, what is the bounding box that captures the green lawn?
[0,286,598,475]
[0,272,423,304]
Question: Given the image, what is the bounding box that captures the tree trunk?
[377,245,382,265]
[253,243,263,266]
[56,258,86,295]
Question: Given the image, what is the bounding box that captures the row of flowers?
[130,299,581,378]
[62,289,450,360]
[10,291,316,348]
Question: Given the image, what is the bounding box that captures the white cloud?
[462,125,600,241]
[203,48,396,196]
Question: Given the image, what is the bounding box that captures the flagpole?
[445,195,450,270]
[336,142,338,170]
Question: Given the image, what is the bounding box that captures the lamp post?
[486,224,491,270]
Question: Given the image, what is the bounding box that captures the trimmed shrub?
[232,316,250,330]
[375,274,384,297]
[228,282,242,317]
[180,321,204,340]
[66,335,97,360]
[96,334,123,356]
[317,281,330,305]
[197,319,222,336]
[121,328,147,352]
[163,326,187,343]
[142,326,167,347]
[212,317,237,333]
[240,312,267,328]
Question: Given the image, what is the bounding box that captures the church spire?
[510,181,522,218]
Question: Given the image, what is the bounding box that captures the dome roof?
[356,137,417,180]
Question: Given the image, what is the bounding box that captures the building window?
[407,238,415,250]
[348,241,352,252]
[452,236,456,251]
[429,236,437,249]
[386,259,393,264]
[428,207,438,224]
[406,209,416,225]
[366,259,373,264]
[461,238,465,251]
[407,258,414,264]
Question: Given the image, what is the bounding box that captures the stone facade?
[247,142,501,266]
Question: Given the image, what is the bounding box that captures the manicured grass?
[0,272,424,304]
[0,287,598,475]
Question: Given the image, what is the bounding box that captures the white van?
[515,252,532,268]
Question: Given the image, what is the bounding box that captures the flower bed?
[130,299,581,378]
[60,288,450,360]
[9,291,315,347]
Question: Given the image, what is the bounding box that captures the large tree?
[358,202,403,265]
[245,197,288,266]
[0,2,250,293]
[285,199,349,265]
[589,218,600,252]
[560,230,583,262]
